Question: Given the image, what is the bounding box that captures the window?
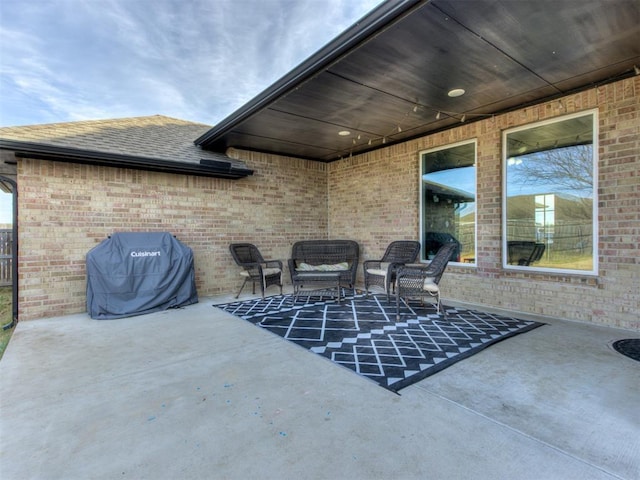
[420,140,476,264]
[503,110,597,274]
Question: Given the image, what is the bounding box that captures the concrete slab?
[1,295,639,480]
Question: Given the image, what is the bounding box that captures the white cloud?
[0,0,382,127]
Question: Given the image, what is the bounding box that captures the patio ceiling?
[195,0,640,162]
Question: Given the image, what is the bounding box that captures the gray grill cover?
[86,232,198,319]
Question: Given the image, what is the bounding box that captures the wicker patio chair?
[395,242,457,320]
[364,240,421,300]
[507,241,546,266]
[229,243,283,298]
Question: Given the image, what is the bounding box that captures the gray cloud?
[0,0,381,127]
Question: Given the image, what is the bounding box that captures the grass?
[0,286,14,360]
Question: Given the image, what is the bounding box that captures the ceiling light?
[447,88,465,97]
[435,111,441,120]
[338,130,351,136]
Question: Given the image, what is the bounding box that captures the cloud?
[0,0,382,127]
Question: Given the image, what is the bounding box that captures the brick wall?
[16,77,639,330]
[328,76,639,331]
[17,150,327,320]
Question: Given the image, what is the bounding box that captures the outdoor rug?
[214,290,544,393]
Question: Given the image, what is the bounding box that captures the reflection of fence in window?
[507,220,592,261]
[457,221,475,260]
[0,229,12,286]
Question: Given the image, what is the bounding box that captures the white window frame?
[419,139,477,266]
[502,109,599,275]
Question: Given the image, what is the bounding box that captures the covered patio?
[1,291,638,479]
[0,1,638,477]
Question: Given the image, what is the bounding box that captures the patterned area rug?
[612,338,640,362]
[214,290,544,393]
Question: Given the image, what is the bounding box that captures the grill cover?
[86,232,198,319]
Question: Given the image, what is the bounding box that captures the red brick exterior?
[327,77,638,330]
[17,151,327,320]
[16,77,639,330]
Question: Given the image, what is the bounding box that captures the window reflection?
[421,141,476,264]
[504,112,596,272]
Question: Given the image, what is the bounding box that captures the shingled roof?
[0,115,253,179]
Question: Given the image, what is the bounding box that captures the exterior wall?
[328,77,639,331]
[15,77,638,331]
[17,150,327,320]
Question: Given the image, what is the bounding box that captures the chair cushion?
[240,268,281,277]
[365,262,390,275]
[297,262,348,272]
[422,277,439,293]
[262,267,281,276]
[366,268,387,276]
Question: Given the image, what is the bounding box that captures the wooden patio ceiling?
[195,0,640,162]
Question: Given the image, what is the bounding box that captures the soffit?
[196,0,640,162]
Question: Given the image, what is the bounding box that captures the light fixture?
[413,105,418,113]
[368,139,372,145]
[397,125,402,133]
[338,130,351,136]
[460,114,466,122]
[435,111,441,120]
[635,65,640,75]
[447,88,465,97]
[382,137,387,144]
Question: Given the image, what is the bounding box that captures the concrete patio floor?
[1,291,639,480]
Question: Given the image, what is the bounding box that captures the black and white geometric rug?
[214,290,544,393]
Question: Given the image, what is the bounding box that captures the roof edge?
[194,0,426,148]
[0,140,253,179]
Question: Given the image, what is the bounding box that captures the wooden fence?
[0,229,12,286]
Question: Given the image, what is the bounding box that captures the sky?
[0,0,382,223]
[0,0,382,127]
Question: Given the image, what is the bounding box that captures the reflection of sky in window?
[423,166,475,216]
[423,167,475,195]
[0,193,12,224]
[507,145,593,198]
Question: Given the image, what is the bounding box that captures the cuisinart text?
[130,251,162,257]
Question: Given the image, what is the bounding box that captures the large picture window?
[420,140,476,264]
[503,110,597,274]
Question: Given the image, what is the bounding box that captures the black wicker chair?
[395,242,457,320]
[229,243,283,298]
[507,241,546,266]
[364,240,421,300]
